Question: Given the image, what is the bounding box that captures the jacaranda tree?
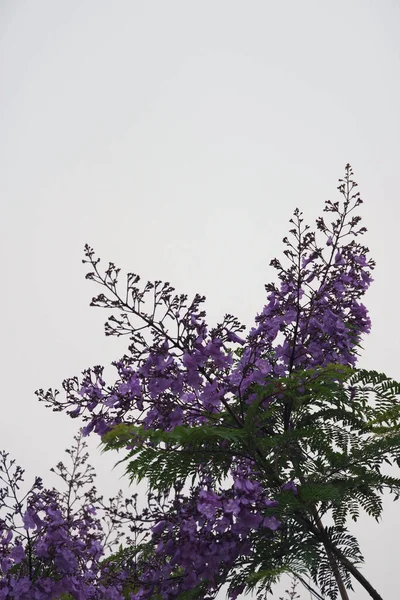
[2,165,400,599]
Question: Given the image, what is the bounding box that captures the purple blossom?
[281,481,298,495]
[9,545,25,564]
[263,516,280,531]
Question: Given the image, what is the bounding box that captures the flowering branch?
[27,165,400,599]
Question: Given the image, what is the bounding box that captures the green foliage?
[101,364,400,600]
[309,527,362,599]
[103,421,250,492]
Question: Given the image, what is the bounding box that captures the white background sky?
[1,2,399,598]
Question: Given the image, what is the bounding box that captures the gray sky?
[1,2,399,598]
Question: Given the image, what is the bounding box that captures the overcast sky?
[1,2,399,598]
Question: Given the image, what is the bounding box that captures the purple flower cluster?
[31,165,374,598]
[37,167,373,437]
[0,437,138,599]
[130,464,280,599]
